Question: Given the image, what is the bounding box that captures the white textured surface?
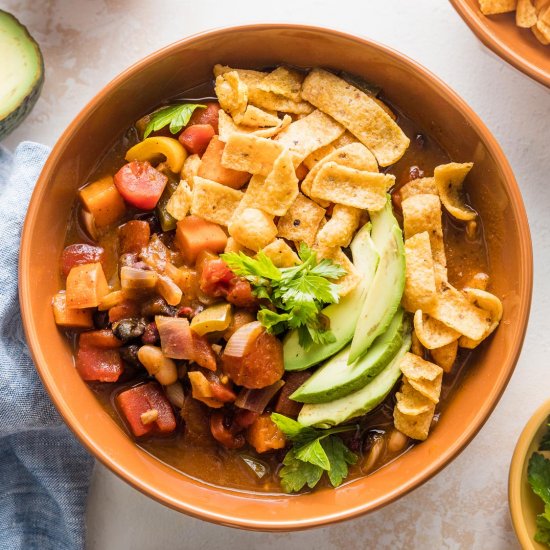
[4,0,550,547]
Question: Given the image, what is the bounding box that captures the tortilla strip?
[434,162,476,221]
[218,110,291,142]
[302,142,378,200]
[394,403,434,441]
[277,193,326,247]
[413,310,460,350]
[427,282,492,341]
[479,0,517,14]
[274,109,345,166]
[400,177,438,201]
[314,246,361,296]
[310,162,391,211]
[260,239,301,268]
[396,379,435,415]
[399,353,443,404]
[516,0,538,26]
[316,204,362,249]
[402,194,447,286]
[458,288,503,348]
[430,340,458,373]
[234,105,281,127]
[191,177,244,226]
[221,133,284,176]
[257,66,304,102]
[301,68,410,167]
[215,72,247,119]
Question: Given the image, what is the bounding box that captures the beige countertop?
[4,0,550,548]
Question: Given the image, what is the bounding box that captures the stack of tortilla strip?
[395,162,503,440]
[169,64,410,297]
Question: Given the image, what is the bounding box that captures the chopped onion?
[235,380,285,414]
[240,455,268,479]
[224,321,263,359]
[165,381,185,409]
[120,266,158,290]
[155,316,193,359]
[156,274,183,306]
[80,208,98,240]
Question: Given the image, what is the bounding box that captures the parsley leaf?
[529,453,550,505]
[271,413,358,493]
[143,104,206,138]
[220,245,345,351]
[536,514,550,546]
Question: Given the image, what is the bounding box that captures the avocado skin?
[0,10,45,140]
[290,309,405,404]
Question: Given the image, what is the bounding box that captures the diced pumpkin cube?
[79,329,122,349]
[66,262,110,308]
[175,215,227,264]
[79,176,126,228]
[246,413,286,453]
[118,220,150,255]
[52,292,93,328]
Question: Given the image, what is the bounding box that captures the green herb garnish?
[271,413,358,493]
[527,420,550,546]
[221,244,346,351]
[143,103,206,138]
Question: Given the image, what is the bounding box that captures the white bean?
[137,345,177,385]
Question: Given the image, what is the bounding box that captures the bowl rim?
[449,0,550,89]
[19,23,533,529]
[509,399,550,550]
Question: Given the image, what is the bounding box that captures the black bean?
[119,344,143,368]
[92,310,110,329]
[140,297,177,318]
[112,317,147,342]
[133,212,161,235]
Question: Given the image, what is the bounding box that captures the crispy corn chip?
[402,194,447,285]
[394,403,434,441]
[316,204,362,249]
[218,110,291,142]
[427,282,492,341]
[403,232,438,312]
[533,23,550,43]
[535,0,550,12]
[214,64,267,83]
[166,180,192,220]
[430,340,458,373]
[277,193,326,246]
[399,353,443,404]
[414,310,460,350]
[302,142,379,200]
[464,272,490,291]
[536,12,550,41]
[228,207,277,251]
[301,68,410,167]
[516,0,538,25]
[225,237,249,255]
[458,288,503,348]
[257,66,304,102]
[191,177,243,226]
[479,0,517,14]
[274,109,345,165]
[400,177,438,201]
[396,379,435,415]
[215,72,248,119]
[234,105,281,127]
[332,131,360,148]
[260,239,301,268]
[181,154,201,187]
[411,330,425,357]
[314,246,360,296]
[243,151,299,217]
[303,143,336,170]
[310,162,390,211]
[221,133,284,176]
[434,162,476,222]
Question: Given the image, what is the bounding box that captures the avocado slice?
[283,222,379,371]
[297,322,411,428]
[290,308,405,403]
[0,10,44,140]
[348,222,406,364]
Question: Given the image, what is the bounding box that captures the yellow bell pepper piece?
[190,303,233,336]
[125,137,187,173]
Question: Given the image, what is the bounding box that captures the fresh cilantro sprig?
[527,420,550,546]
[143,104,206,138]
[271,413,358,493]
[221,244,345,351]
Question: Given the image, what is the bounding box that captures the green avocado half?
[0,10,44,140]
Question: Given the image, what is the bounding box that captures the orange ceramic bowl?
[19,25,532,530]
[450,0,550,88]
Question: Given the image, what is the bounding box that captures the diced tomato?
[226,279,258,308]
[178,124,215,156]
[79,329,123,349]
[187,102,220,133]
[61,243,105,277]
[191,332,217,371]
[234,409,259,429]
[76,346,124,382]
[199,259,234,296]
[197,137,250,189]
[274,371,311,418]
[116,382,177,437]
[108,300,141,323]
[246,413,286,453]
[114,161,168,210]
[204,371,237,403]
[175,215,227,264]
[118,220,151,255]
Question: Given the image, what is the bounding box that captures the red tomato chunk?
[114,161,168,210]
[61,243,104,277]
[76,346,123,382]
[187,102,220,133]
[116,382,177,437]
[178,124,215,156]
[199,259,234,296]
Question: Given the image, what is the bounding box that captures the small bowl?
[509,400,550,549]
[450,0,550,88]
[19,24,533,529]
